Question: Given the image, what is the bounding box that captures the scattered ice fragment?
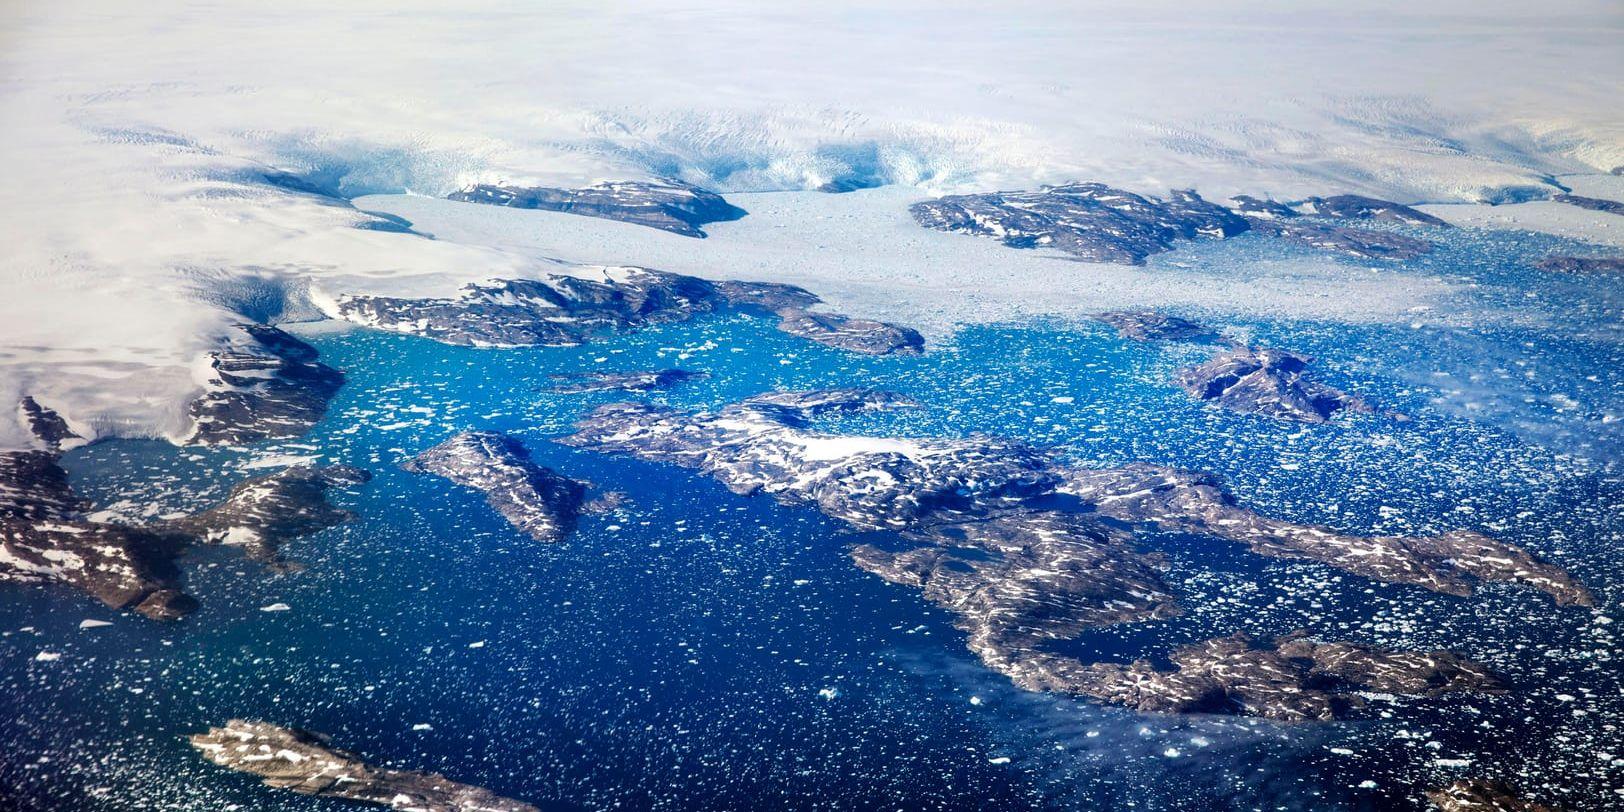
[35,652,61,662]
[969,696,983,706]
[817,687,839,700]
[78,619,112,629]
[411,723,434,731]
[259,603,291,612]
[988,756,1011,765]
[468,641,486,648]
[1050,396,1074,404]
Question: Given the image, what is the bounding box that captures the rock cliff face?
[187,324,344,445]
[403,431,586,543]
[0,449,369,619]
[191,720,540,812]
[909,183,1440,264]
[559,390,1566,719]
[329,266,923,355]
[448,179,745,237]
[1174,346,1374,422]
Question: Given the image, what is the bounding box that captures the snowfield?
[0,0,1621,448]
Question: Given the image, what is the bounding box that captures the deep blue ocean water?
[0,224,1619,811]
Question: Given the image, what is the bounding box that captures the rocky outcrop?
[561,391,1545,718]
[910,183,1249,265]
[448,179,745,237]
[1426,779,1556,812]
[330,266,924,355]
[910,182,1440,264]
[1,452,369,619]
[1043,633,1500,721]
[17,396,84,452]
[403,431,585,543]
[1093,311,1218,342]
[1060,463,1595,606]
[1227,195,1298,219]
[165,465,372,566]
[1297,194,1450,227]
[1174,346,1373,422]
[191,720,539,812]
[1551,193,1624,215]
[545,369,708,394]
[738,388,919,419]
[187,324,344,445]
[774,311,924,355]
[1535,256,1624,274]
[1243,217,1434,260]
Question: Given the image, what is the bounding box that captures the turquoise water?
[1,225,1619,810]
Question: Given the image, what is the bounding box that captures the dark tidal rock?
[560,391,1560,719]
[187,324,344,446]
[191,720,540,812]
[1551,193,1624,215]
[448,179,745,237]
[1094,311,1218,342]
[332,266,923,355]
[1426,779,1556,812]
[1,452,368,620]
[1174,346,1373,422]
[1298,194,1451,227]
[545,369,708,394]
[403,431,585,543]
[1536,255,1624,275]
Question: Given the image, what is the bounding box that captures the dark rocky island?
[191,720,540,812]
[774,310,924,355]
[187,324,344,445]
[909,183,1440,264]
[1297,194,1451,226]
[1550,193,1624,215]
[1241,217,1435,260]
[739,388,920,418]
[910,183,1248,264]
[1,442,370,619]
[545,369,708,394]
[403,431,586,543]
[1060,463,1594,607]
[331,266,923,355]
[559,389,1567,719]
[165,464,372,567]
[1535,255,1624,275]
[448,179,745,237]
[1174,346,1374,422]
[1094,311,1218,342]
[1426,779,1556,812]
